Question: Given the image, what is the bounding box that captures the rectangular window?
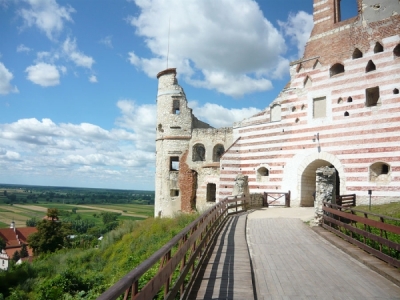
[172,100,180,114]
[170,156,179,171]
[206,183,216,202]
[170,189,179,197]
[336,0,358,23]
[366,86,380,107]
[313,97,326,118]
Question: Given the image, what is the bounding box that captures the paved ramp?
[247,217,400,299]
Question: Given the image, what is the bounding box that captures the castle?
[155,0,400,217]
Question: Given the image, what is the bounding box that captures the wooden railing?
[336,194,356,208]
[322,201,400,268]
[97,195,247,300]
[262,191,290,207]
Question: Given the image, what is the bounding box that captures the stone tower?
[155,68,193,217]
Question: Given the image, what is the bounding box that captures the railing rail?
[322,201,400,268]
[262,191,290,207]
[97,195,247,300]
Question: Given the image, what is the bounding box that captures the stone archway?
[298,152,345,207]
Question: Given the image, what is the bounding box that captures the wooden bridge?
[98,196,400,299]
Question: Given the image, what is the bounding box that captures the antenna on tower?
[167,17,171,69]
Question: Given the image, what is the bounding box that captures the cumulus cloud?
[127,0,287,97]
[25,62,60,86]
[99,35,113,48]
[0,102,157,188]
[0,62,19,95]
[16,44,31,53]
[62,37,95,69]
[89,75,97,83]
[18,0,75,40]
[278,11,313,58]
[188,101,261,128]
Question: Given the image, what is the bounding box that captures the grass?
[0,202,153,228]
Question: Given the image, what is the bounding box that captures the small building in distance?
[0,221,37,270]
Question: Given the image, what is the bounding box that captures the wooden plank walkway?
[247,218,400,300]
[188,213,255,300]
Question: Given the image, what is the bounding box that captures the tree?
[26,217,38,227]
[20,244,29,258]
[12,251,20,262]
[0,237,5,251]
[28,208,72,255]
[100,212,120,224]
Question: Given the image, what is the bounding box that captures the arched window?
[304,76,312,88]
[366,60,376,72]
[192,144,206,162]
[257,167,269,182]
[352,48,363,59]
[374,42,384,53]
[347,97,353,103]
[213,144,225,162]
[394,44,400,58]
[330,63,345,77]
[270,104,281,122]
[370,162,390,182]
[337,97,343,104]
[344,111,349,117]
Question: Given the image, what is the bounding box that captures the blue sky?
[0,0,355,190]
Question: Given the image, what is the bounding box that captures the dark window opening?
[394,44,400,57]
[337,0,358,22]
[330,63,345,77]
[370,162,390,182]
[338,97,343,104]
[366,60,376,72]
[352,48,363,59]
[206,183,216,202]
[192,144,206,162]
[170,156,179,171]
[344,111,349,116]
[347,97,353,103]
[170,189,179,197]
[213,144,225,162]
[172,99,180,114]
[366,86,380,107]
[374,42,384,53]
[394,88,399,95]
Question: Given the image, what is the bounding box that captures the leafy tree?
[12,251,20,262]
[8,194,17,202]
[20,244,28,258]
[26,217,38,227]
[28,208,72,255]
[100,212,120,224]
[0,237,5,251]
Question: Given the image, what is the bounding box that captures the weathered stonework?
[155,0,400,217]
[314,166,336,225]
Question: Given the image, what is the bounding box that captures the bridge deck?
[188,213,255,299]
[189,209,400,299]
[248,217,400,300]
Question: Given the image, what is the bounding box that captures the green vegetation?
[0,213,199,300]
[338,202,400,259]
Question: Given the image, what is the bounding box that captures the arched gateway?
[297,152,345,207]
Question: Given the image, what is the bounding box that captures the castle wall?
[219,0,400,207]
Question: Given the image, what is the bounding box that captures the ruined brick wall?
[219,0,400,206]
[179,150,197,213]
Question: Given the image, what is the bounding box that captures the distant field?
[0,203,154,228]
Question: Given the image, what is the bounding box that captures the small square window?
[366,87,380,107]
[170,189,179,197]
[172,100,180,114]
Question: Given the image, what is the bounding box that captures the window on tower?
[172,99,180,114]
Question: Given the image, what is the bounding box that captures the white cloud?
[89,75,97,83]
[17,44,32,53]
[99,36,113,48]
[278,11,313,58]
[25,62,60,86]
[18,0,75,40]
[63,37,95,69]
[188,101,261,128]
[0,62,19,95]
[127,0,287,97]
